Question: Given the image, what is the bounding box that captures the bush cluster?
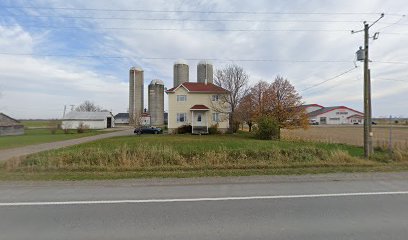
[253,116,280,140]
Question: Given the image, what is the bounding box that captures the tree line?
[214,64,308,139]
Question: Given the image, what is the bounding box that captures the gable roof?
[63,111,114,120]
[308,106,363,117]
[0,113,22,127]
[114,113,129,119]
[190,104,210,110]
[301,104,324,109]
[166,82,228,94]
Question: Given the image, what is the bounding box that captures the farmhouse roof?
[300,104,324,109]
[166,82,228,94]
[308,106,363,117]
[190,104,210,110]
[63,111,114,120]
[0,113,22,127]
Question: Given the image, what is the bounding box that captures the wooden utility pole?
[353,13,383,158]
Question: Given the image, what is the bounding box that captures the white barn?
[306,105,364,125]
[62,111,115,129]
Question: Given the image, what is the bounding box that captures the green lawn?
[20,120,61,128]
[0,129,103,150]
[2,133,406,181]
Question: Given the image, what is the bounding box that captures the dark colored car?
[134,126,162,135]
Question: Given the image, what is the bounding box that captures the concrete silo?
[173,59,189,87]
[197,60,213,84]
[148,79,165,126]
[129,67,144,124]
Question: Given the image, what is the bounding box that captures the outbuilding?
[62,111,115,129]
[307,106,364,125]
[114,113,129,125]
[0,113,25,136]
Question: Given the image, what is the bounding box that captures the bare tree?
[214,64,250,133]
[75,100,102,112]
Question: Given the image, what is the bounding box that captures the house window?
[177,113,187,123]
[197,114,202,122]
[329,118,340,121]
[212,95,219,101]
[177,95,187,102]
[212,113,220,122]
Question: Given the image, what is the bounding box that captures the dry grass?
[282,125,408,148]
[4,143,372,172]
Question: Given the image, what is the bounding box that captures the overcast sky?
[0,0,407,119]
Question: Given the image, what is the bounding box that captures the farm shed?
[114,113,129,125]
[62,111,115,130]
[308,106,364,125]
[0,113,24,136]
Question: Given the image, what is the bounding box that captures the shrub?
[177,125,192,134]
[208,124,219,135]
[253,116,280,140]
[77,122,89,134]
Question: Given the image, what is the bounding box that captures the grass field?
[2,133,407,180]
[20,120,61,129]
[0,129,103,150]
[282,125,408,148]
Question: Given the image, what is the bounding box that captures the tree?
[75,100,102,112]
[235,94,255,132]
[250,76,308,139]
[214,64,250,133]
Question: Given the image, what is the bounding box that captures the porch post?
[191,111,194,134]
[206,111,209,133]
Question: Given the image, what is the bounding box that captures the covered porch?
[190,105,209,134]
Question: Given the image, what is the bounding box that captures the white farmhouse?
[62,111,115,129]
[306,105,364,125]
[166,82,230,134]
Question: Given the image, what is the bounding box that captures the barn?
[62,112,115,129]
[114,113,129,125]
[0,113,25,136]
[307,106,364,125]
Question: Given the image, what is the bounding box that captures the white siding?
[315,108,363,125]
[62,119,114,129]
[167,87,229,132]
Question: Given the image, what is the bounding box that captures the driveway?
[0,129,134,162]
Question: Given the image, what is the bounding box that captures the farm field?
[20,120,61,129]
[2,133,407,181]
[282,125,408,148]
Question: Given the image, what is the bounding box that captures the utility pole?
[62,105,67,118]
[353,13,384,158]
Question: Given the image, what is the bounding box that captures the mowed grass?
[0,129,103,150]
[2,133,407,180]
[20,120,61,128]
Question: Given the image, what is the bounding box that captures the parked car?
[309,119,319,125]
[134,126,162,135]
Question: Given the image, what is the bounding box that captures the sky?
[0,0,407,119]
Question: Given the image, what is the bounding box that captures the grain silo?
[173,59,189,87]
[197,60,213,84]
[129,66,144,124]
[148,79,165,126]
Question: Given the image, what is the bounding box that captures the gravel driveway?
[0,129,134,162]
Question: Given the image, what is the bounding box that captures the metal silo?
[129,66,144,124]
[173,59,189,87]
[197,60,213,84]
[148,79,165,126]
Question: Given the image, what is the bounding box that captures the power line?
[0,52,355,63]
[0,14,377,23]
[301,66,358,92]
[1,6,396,15]
[0,24,352,32]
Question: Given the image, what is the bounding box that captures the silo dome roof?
[150,79,164,85]
[130,66,143,71]
[198,60,212,65]
[174,59,188,65]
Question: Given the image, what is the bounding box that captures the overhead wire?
[301,66,358,92]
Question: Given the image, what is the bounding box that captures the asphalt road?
[1,172,408,240]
